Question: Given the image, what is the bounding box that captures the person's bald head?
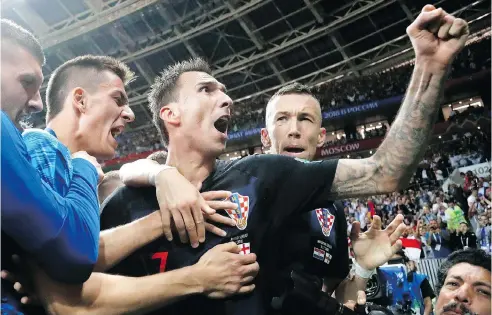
[146,150,168,165]
[261,83,325,161]
[98,170,124,205]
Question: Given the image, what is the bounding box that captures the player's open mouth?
[284,147,305,153]
[214,115,230,134]
[110,126,124,139]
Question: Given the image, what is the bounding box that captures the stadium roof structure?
[3,0,490,131]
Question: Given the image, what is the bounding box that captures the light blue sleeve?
[1,112,100,283]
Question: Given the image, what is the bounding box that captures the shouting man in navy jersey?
[101,5,469,315]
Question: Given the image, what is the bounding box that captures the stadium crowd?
[343,164,491,260]
[113,36,490,158]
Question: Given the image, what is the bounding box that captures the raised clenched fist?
[407,5,469,69]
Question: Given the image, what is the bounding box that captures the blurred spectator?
[445,200,466,231]
[476,213,491,253]
[420,206,436,225]
[451,222,478,251]
[425,219,452,259]
[114,128,164,157]
[431,197,447,214]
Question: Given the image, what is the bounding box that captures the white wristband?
[148,165,176,186]
[353,260,376,279]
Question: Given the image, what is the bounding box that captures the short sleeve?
[420,277,436,299]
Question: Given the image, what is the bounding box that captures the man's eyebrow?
[197,80,227,92]
[449,276,463,282]
[450,276,491,288]
[114,90,129,105]
[274,111,291,117]
[20,72,42,85]
[474,281,491,288]
[299,111,316,118]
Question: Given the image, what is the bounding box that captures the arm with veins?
[327,6,469,199]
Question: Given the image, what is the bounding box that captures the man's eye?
[21,76,36,88]
[199,86,210,93]
[478,289,491,297]
[277,116,286,122]
[114,97,123,106]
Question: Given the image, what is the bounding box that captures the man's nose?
[219,92,233,109]
[122,105,135,123]
[453,284,472,305]
[287,119,301,138]
[28,91,43,113]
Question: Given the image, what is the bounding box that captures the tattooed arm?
[329,65,446,198]
[328,5,469,199]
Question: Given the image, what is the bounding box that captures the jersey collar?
[44,127,58,138]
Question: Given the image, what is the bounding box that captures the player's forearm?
[119,159,171,187]
[95,211,163,272]
[334,275,368,304]
[40,267,203,315]
[372,61,449,190]
[88,268,203,315]
[423,297,432,315]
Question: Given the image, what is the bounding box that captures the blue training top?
[1,111,100,285]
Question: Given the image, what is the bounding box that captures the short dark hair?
[270,82,317,101]
[266,82,320,124]
[146,150,168,164]
[45,55,135,122]
[436,249,491,293]
[148,58,212,147]
[1,19,45,65]
[102,170,120,182]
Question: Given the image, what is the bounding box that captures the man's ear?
[317,127,327,148]
[261,128,271,148]
[72,87,87,114]
[159,103,180,127]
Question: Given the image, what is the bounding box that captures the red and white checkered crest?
[315,208,335,237]
[225,193,250,230]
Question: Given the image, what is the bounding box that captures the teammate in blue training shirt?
[21,54,136,210]
[0,19,99,313]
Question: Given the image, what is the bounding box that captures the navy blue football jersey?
[101,154,342,315]
[277,201,349,293]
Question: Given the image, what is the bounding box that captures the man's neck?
[166,145,216,188]
[47,115,79,154]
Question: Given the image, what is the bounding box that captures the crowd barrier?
[417,258,446,291]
